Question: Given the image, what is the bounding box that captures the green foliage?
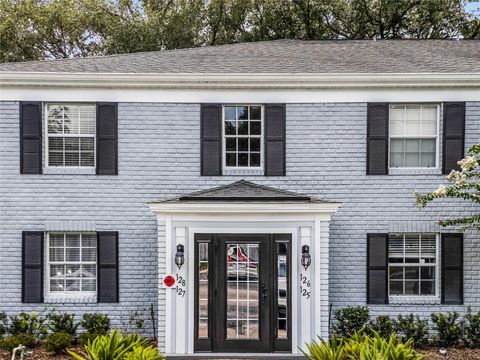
[463,308,480,348]
[0,333,36,351]
[1,0,479,63]
[80,313,111,336]
[368,315,398,339]
[124,345,166,360]
[416,144,480,230]
[332,306,370,338]
[47,311,79,337]
[396,314,430,347]
[68,330,149,360]
[45,331,73,354]
[431,312,464,347]
[303,329,425,360]
[8,312,47,338]
[0,311,8,338]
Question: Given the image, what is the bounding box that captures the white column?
[299,226,313,346]
[164,215,173,354]
[174,227,187,353]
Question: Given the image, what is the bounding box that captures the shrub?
[80,313,110,336]
[0,312,8,338]
[397,314,429,347]
[69,330,148,360]
[303,329,425,360]
[47,311,79,337]
[463,308,480,348]
[332,306,370,338]
[368,315,397,339]
[0,333,36,351]
[124,345,166,360]
[45,331,73,354]
[431,312,463,347]
[8,312,47,338]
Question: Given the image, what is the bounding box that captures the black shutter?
[96,103,118,175]
[97,231,119,303]
[441,233,463,305]
[443,102,465,175]
[367,103,389,175]
[20,102,42,174]
[22,231,44,303]
[367,233,388,304]
[200,104,222,176]
[264,104,286,176]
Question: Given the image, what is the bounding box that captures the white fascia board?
[147,201,341,215]
[2,72,480,89]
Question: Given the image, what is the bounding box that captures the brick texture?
[0,101,479,340]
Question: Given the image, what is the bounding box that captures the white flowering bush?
[415,144,480,230]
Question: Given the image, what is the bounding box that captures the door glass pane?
[277,242,288,339]
[226,243,259,339]
[198,242,209,338]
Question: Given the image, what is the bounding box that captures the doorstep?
[166,354,306,359]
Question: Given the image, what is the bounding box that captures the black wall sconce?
[301,245,311,270]
[175,244,185,269]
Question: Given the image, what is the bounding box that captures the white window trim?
[44,103,97,170]
[46,232,97,298]
[388,233,440,300]
[388,104,440,170]
[222,104,264,172]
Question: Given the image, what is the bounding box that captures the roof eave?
[147,201,342,214]
[2,72,480,89]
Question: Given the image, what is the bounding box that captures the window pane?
[238,138,248,151]
[48,106,64,134]
[238,153,248,167]
[238,121,248,135]
[79,106,96,134]
[250,153,260,167]
[63,106,80,134]
[390,139,404,167]
[226,152,236,166]
[389,267,403,280]
[65,152,80,166]
[50,234,64,247]
[250,121,261,135]
[66,248,80,262]
[405,281,419,295]
[50,279,64,292]
[250,138,260,152]
[421,267,435,280]
[237,106,248,120]
[50,265,64,277]
[81,152,94,167]
[390,281,403,295]
[82,234,96,247]
[80,138,94,151]
[226,138,236,151]
[404,267,419,280]
[66,279,80,291]
[225,121,236,135]
[82,279,96,292]
[50,247,64,262]
[405,235,420,257]
[82,264,96,278]
[421,281,435,295]
[250,106,261,120]
[82,248,96,262]
[405,139,420,167]
[66,264,81,277]
[66,234,80,247]
[225,106,236,120]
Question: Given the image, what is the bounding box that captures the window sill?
[44,295,97,304]
[389,296,440,305]
[223,168,264,176]
[43,167,96,175]
[389,167,441,176]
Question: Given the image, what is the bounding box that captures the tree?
[415,145,480,230]
[1,0,479,63]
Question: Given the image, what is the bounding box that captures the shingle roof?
[1,39,479,74]
[154,180,329,202]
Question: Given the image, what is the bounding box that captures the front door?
[194,234,291,353]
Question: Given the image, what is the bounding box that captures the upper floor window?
[47,232,97,296]
[389,104,439,168]
[223,105,263,168]
[388,233,437,296]
[46,104,96,167]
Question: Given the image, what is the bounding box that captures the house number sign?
[300,273,311,299]
[160,274,186,298]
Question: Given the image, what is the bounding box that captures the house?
[0,39,479,357]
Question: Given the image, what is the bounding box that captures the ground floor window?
[47,232,97,295]
[388,233,437,296]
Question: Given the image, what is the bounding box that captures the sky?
[466,1,480,15]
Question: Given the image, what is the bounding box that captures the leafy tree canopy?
[1,0,479,63]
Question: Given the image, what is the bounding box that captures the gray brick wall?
[1,101,478,337]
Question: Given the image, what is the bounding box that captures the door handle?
[261,282,268,304]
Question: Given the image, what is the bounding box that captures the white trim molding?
[2,72,480,89]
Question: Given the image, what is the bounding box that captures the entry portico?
[149,180,340,356]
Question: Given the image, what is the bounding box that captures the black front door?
[194,234,291,353]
